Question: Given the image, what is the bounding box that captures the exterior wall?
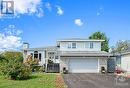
[23,50,27,62]
[46,50,59,63]
[116,56,121,66]
[60,57,69,73]
[121,54,130,72]
[99,57,108,72]
[23,50,45,66]
[59,41,101,51]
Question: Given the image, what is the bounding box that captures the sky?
[0,0,130,51]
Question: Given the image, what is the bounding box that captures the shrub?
[24,55,39,72]
[33,66,44,72]
[0,57,31,80]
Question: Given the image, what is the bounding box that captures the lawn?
[0,73,56,88]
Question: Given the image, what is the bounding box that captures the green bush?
[0,57,31,80]
[32,66,44,72]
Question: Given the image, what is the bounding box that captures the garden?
[0,52,66,88]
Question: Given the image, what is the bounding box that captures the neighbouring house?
[115,49,130,73]
[23,38,114,73]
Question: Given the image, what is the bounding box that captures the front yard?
[0,73,66,88]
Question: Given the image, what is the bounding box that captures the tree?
[0,52,31,80]
[111,40,130,53]
[89,31,109,52]
[3,51,23,62]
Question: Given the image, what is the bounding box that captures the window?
[68,43,76,49]
[90,42,93,49]
[55,56,58,59]
[68,43,71,48]
[72,43,76,49]
[34,51,38,59]
[39,53,41,61]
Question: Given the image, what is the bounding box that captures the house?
[58,38,112,73]
[23,43,59,66]
[23,38,112,73]
[116,49,130,73]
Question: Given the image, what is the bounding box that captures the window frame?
[68,43,71,49]
[90,42,94,49]
[72,42,76,49]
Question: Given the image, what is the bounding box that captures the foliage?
[33,66,44,72]
[0,52,31,80]
[111,40,130,53]
[89,31,109,52]
[3,51,23,62]
[24,55,39,72]
[0,54,5,61]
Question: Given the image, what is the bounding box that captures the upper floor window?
[90,42,93,49]
[68,43,71,48]
[68,43,76,49]
[72,43,76,49]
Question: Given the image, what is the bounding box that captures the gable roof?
[23,46,57,51]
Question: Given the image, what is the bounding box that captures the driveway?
[63,73,130,88]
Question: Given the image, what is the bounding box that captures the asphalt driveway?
[63,73,130,88]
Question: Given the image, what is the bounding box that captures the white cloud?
[0,0,64,18]
[56,6,64,15]
[0,25,22,51]
[74,19,84,26]
[1,0,44,18]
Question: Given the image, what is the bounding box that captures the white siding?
[26,50,45,66]
[59,41,101,51]
[121,54,130,72]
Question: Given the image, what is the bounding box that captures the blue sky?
[0,0,130,50]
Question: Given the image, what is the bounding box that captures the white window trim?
[72,42,76,49]
[90,42,94,49]
[68,42,77,49]
[68,43,71,48]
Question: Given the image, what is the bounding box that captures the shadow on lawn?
[28,75,38,80]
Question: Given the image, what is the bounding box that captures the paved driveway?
[63,73,130,88]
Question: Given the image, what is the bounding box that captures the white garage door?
[69,58,99,73]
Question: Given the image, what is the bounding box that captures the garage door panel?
[69,58,98,73]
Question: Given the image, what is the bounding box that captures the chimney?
[23,42,29,49]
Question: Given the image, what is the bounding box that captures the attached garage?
[69,58,99,73]
[59,51,110,73]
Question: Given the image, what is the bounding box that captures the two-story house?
[58,38,111,73]
[23,38,112,73]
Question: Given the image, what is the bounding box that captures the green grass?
[0,73,56,88]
